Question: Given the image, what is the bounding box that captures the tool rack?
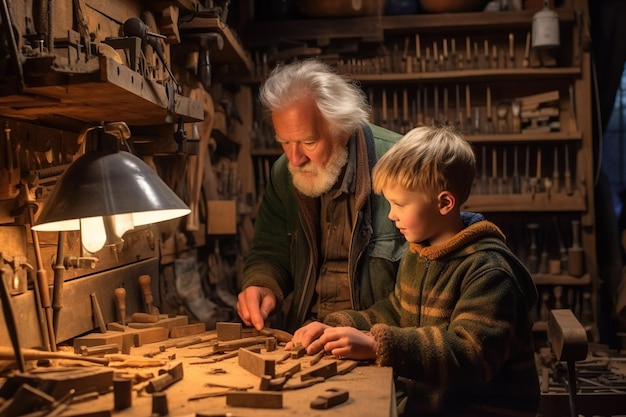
[244,0,598,342]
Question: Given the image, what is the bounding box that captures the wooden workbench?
[54,332,396,417]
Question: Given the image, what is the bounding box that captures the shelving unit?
[244,0,597,341]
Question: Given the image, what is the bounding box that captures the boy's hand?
[311,327,377,360]
[236,286,276,331]
[284,321,329,351]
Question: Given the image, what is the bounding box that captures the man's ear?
[437,191,456,215]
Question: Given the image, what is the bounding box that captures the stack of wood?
[519,90,560,133]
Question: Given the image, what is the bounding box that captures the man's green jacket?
[242,124,406,332]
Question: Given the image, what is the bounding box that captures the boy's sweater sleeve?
[324,289,403,329]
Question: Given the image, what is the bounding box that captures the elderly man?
[237,59,406,333]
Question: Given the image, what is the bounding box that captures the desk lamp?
[31,122,190,253]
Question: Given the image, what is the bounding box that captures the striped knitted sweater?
[324,220,540,416]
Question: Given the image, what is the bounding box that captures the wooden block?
[225,391,282,409]
[132,326,170,347]
[0,367,114,399]
[217,322,242,341]
[127,315,188,332]
[73,332,134,354]
[238,347,276,378]
[170,322,206,338]
[299,360,338,381]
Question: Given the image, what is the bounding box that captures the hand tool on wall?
[91,292,107,333]
[401,87,409,132]
[138,274,158,315]
[480,146,488,195]
[496,102,509,134]
[500,148,508,194]
[511,99,521,133]
[442,38,449,70]
[416,34,424,72]
[564,144,573,195]
[0,268,26,372]
[531,146,542,198]
[473,41,479,69]
[569,84,578,132]
[473,107,481,135]
[523,145,530,194]
[552,217,568,273]
[483,40,490,69]
[567,219,584,277]
[512,145,520,194]
[508,33,515,68]
[115,287,127,325]
[485,86,494,134]
[527,223,540,274]
[51,231,66,336]
[490,146,498,194]
[552,146,560,193]
[523,32,531,67]
[465,85,472,134]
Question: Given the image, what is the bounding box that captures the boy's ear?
[437,191,456,215]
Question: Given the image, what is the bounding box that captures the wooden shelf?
[244,9,576,47]
[533,273,590,286]
[0,56,204,126]
[351,67,582,84]
[462,191,587,212]
[467,131,582,143]
[179,17,253,75]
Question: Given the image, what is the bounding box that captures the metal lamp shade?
[32,149,190,232]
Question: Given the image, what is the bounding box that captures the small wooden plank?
[238,347,275,378]
[216,322,242,341]
[299,360,338,381]
[275,361,301,378]
[213,336,272,353]
[225,391,282,409]
[72,332,133,354]
[133,327,170,347]
[170,322,206,338]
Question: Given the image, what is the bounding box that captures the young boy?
[286,125,540,416]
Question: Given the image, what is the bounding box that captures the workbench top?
[56,333,396,417]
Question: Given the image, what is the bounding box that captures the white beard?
[288,145,348,198]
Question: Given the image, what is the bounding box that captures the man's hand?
[284,321,329,352]
[309,327,377,360]
[237,286,276,331]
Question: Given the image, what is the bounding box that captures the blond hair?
[372,125,476,204]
